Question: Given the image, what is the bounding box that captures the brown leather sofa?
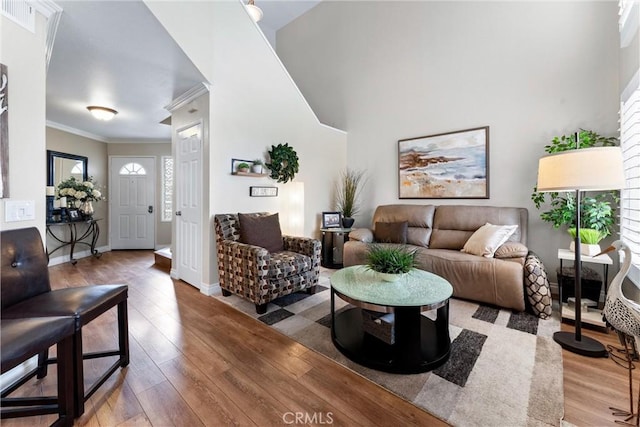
[344,205,530,312]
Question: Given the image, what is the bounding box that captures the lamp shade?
[537,147,625,192]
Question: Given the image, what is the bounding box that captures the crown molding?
[164,82,211,113]
[31,0,63,72]
[46,121,110,143]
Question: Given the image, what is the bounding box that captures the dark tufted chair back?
[1,227,52,310]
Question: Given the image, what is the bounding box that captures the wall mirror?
[47,150,88,186]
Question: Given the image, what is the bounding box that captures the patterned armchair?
[214,213,321,314]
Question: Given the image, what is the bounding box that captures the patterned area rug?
[214,268,564,426]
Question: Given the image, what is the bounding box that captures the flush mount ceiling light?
[87,106,118,121]
[246,0,263,22]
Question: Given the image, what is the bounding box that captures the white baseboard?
[170,268,179,280]
[0,356,37,391]
[48,245,110,266]
[200,282,219,296]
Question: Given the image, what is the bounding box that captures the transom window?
[119,162,147,175]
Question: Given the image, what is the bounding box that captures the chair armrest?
[217,240,270,284]
[348,228,374,243]
[283,236,321,260]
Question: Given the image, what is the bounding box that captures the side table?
[46,218,102,265]
[321,227,351,269]
[557,248,612,328]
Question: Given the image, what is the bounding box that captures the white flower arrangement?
[57,177,104,202]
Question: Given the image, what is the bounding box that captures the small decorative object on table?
[322,211,342,229]
[56,176,103,220]
[365,244,417,282]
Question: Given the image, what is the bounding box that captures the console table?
[46,219,102,265]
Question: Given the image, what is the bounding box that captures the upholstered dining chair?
[214,212,321,314]
[1,227,129,417]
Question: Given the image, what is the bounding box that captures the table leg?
[394,306,422,367]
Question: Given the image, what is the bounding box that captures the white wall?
[276,1,620,275]
[145,0,348,287]
[0,14,48,236]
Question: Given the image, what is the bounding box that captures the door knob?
[148,206,153,214]
[176,211,182,216]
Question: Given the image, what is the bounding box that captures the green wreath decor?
[265,143,299,183]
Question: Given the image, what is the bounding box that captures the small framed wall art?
[398,126,489,199]
[249,186,278,197]
[322,211,342,229]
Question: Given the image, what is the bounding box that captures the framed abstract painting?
[398,126,489,199]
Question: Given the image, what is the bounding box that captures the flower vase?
[80,201,94,219]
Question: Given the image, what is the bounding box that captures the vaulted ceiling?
[46,0,320,142]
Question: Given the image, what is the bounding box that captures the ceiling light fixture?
[87,106,118,121]
[246,0,263,22]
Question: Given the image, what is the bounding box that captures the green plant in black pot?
[366,245,417,281]
[335,169,365,228]
[531,129,619,245]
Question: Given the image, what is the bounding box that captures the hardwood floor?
[1,250,633,426]
[2,251,445,426]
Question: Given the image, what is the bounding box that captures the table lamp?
[537,141,625,357]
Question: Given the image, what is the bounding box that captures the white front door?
[110,156,155,250]
[175,124,202,288]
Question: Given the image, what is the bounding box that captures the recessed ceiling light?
[87,106,118,121]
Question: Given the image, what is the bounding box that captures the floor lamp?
[537,143,625,357]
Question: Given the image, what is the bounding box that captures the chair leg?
[221,289,232,297]
[118,300,130,367]
[307,286,317,295]
[36,350,48,379]
[55,334,74,427]
[72,331,85,418]
[255,303,267,314]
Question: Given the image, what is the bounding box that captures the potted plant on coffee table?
[531,129,618,255]
[335,168,365,228]
[366,244,417,282]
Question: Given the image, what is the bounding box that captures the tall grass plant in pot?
[336,169,365,228]
[366,245,417,282]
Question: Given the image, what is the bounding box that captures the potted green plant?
[251,159,264,174]
[236,162,250,174]
[531,129,619,255]
[366,244,417,282]
[335,169,365,228]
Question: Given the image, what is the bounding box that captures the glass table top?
[330,265,453,307]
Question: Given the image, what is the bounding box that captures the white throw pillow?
[461,223,518,258]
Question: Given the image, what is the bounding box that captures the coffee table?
[330,265,453,374]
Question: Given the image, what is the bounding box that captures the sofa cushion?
[430,205,528,249]
[524,252,552,319]
[268,251,312,279]
[494,242,528,259]
[238,213,284,253]
[373,205,435,247]
[374,221,408,244]
[461,223,518,258]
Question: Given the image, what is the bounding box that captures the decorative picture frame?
[67,208,80,221]
[249,186,278,197]
[322,211,342,229]
[398,126,489,199]
[231,158,254,174]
